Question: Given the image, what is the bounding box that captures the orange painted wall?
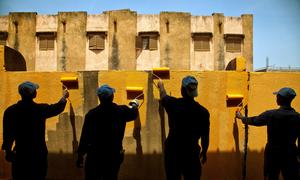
[0,71,299,180]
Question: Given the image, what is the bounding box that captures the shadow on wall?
[0,104,265,180]
[0,151,265,180]
[4,46,26,71]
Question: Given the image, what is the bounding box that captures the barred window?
[192,33,212,51]
[0,32,8,46]
[224,34,244,52]
[136,31,159,51]
[38,33,55,51]
[89,34,105,50]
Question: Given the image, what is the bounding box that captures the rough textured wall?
[191,16,214,71]
[35,15,58,71]
[0,46,4,71]
[1,71,294,180]
[107,10,137,70]
[0,16,8,31]
[191,16,213,32]
[86,14,109,70]
[213,13,225,70]
[137,14,159,32]
[57,12,87,71]
[160,12,191,70]
[224,17,243,68]
[247,72,300,179]
[137,15,160,70]
[242,14,253,71]
[8,12,37,71]
[0,71,84,179]
[36,15,57,32]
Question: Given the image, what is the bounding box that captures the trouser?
[264,146,299,180]
[12,152,47,180]
[164,145,201,180]
[84,152,124,180]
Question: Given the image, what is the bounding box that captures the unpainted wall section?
[213,13,225,70]
[190,16,214,71]
[242,15,253,71]
[86,14,109,70]
[36,15,57,32]
[136,15,160,70]
[35,15,58,71]
[8,13,37,71]
[108,10,137,70]
[0,16,8,31]
[160,12,191,70]
[57,12,87,71]
[224,16,243,68]
[86,14,108,31]
[191,16,213,32]
[137,14,159,32]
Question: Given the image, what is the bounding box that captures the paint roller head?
[60,76,79,89]
[226,94,244,107]
[126,86,144,99]
[226,94,244,100]
[152,67,170,79]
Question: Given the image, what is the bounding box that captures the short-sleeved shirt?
[77,103,138,156]
[161,95,210,152]
[243,106,300,152]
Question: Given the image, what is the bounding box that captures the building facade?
[0,9,253,71]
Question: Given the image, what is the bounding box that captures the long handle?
[242,105,249,180]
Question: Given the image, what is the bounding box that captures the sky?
[0,0,299,70]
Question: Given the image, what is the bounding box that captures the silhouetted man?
[2,81,69,180]
[236,87,300,180]
[157,76,210,180]
[76,84,139,180]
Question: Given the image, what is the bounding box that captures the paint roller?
[126,86,144,99]
[152,67,170,79]
[226,93,245,108]
[60,76,79,89]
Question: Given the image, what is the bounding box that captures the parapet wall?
[0,71,299,180]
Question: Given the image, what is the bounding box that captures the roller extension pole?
[242,105,249,180]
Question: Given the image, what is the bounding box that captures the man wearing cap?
[2,81,69,180]
[236,87,300,180]
[157,76,210,180]
[76,84,139,180]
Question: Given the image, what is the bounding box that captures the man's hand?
[5,150,14,162]
[129,99,139,108]
[200,151,207,164]
[157,79,167,98]
[235,111,244,119]
[76,155,84,168]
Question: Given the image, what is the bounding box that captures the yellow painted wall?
[246,72,300,179]
[0,71,299,179]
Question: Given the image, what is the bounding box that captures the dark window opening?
[87,32,106,50]
[224,34,244,52]
[38,33,55,51]
[192,33,212,51]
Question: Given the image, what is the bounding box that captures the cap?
[182,76,198,97]
[96,84,115,98]
[273,87,296,99]
[18,81,39,97]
